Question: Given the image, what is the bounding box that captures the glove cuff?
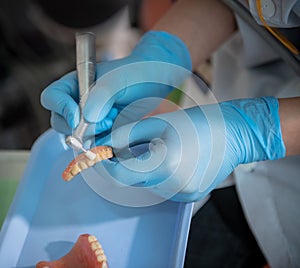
[132,31,192,71]
[264,96,286,160]
[224,96,286,164]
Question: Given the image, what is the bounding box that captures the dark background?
[0,0,135,149]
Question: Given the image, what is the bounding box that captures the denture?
[36,234,108,268]
[62,146,113,181]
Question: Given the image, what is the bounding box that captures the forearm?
[152,0,237,69]
[279,97,300,156]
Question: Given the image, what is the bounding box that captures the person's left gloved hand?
[40,31,191,137]
[96,97,286,202]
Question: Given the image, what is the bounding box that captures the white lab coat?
[211,1,300,267]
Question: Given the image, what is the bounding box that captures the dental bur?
[66,32,97,160]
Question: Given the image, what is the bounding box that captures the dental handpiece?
[65,32,97,160]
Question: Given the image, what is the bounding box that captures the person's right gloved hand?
[95,96,286,202]
[41,31,192,136]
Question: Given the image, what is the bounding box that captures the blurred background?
[0,0,140,149]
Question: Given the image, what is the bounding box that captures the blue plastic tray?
[0,130,193,268]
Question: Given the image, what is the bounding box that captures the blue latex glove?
[96,97,286,202]
[41,31,191,136]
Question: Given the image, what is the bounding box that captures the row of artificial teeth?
[70,148,113,177]
[88,235,108,266]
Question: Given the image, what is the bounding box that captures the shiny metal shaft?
[66,32,96,159]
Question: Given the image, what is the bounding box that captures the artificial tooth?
[97,255,107,262]
[86,159,95,167]
[95,248,104,255]
[88,235,97,243]
[97,151,103,160]
[79,161,88,170]
[70,164,81,176]
[91,241,101,251]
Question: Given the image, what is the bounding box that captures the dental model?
[62,146,113,181]
[36,234,108,268]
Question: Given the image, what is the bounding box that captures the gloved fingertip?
[103,119,113,130]
[73,109,80,128]
[109,107,119,120]
[83,94,117,123]
[83,108,100,123]
[95,119,113,133]
[83,106,109,124]
[66,109,80,129]
[40,85,53,109]
[50,112,72,135]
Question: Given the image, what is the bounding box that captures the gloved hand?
[41,31,192,136]
[96,97,286,202]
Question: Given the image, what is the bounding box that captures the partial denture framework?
[62,146,113,181]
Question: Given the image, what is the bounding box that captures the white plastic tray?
[0,129,193,268]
